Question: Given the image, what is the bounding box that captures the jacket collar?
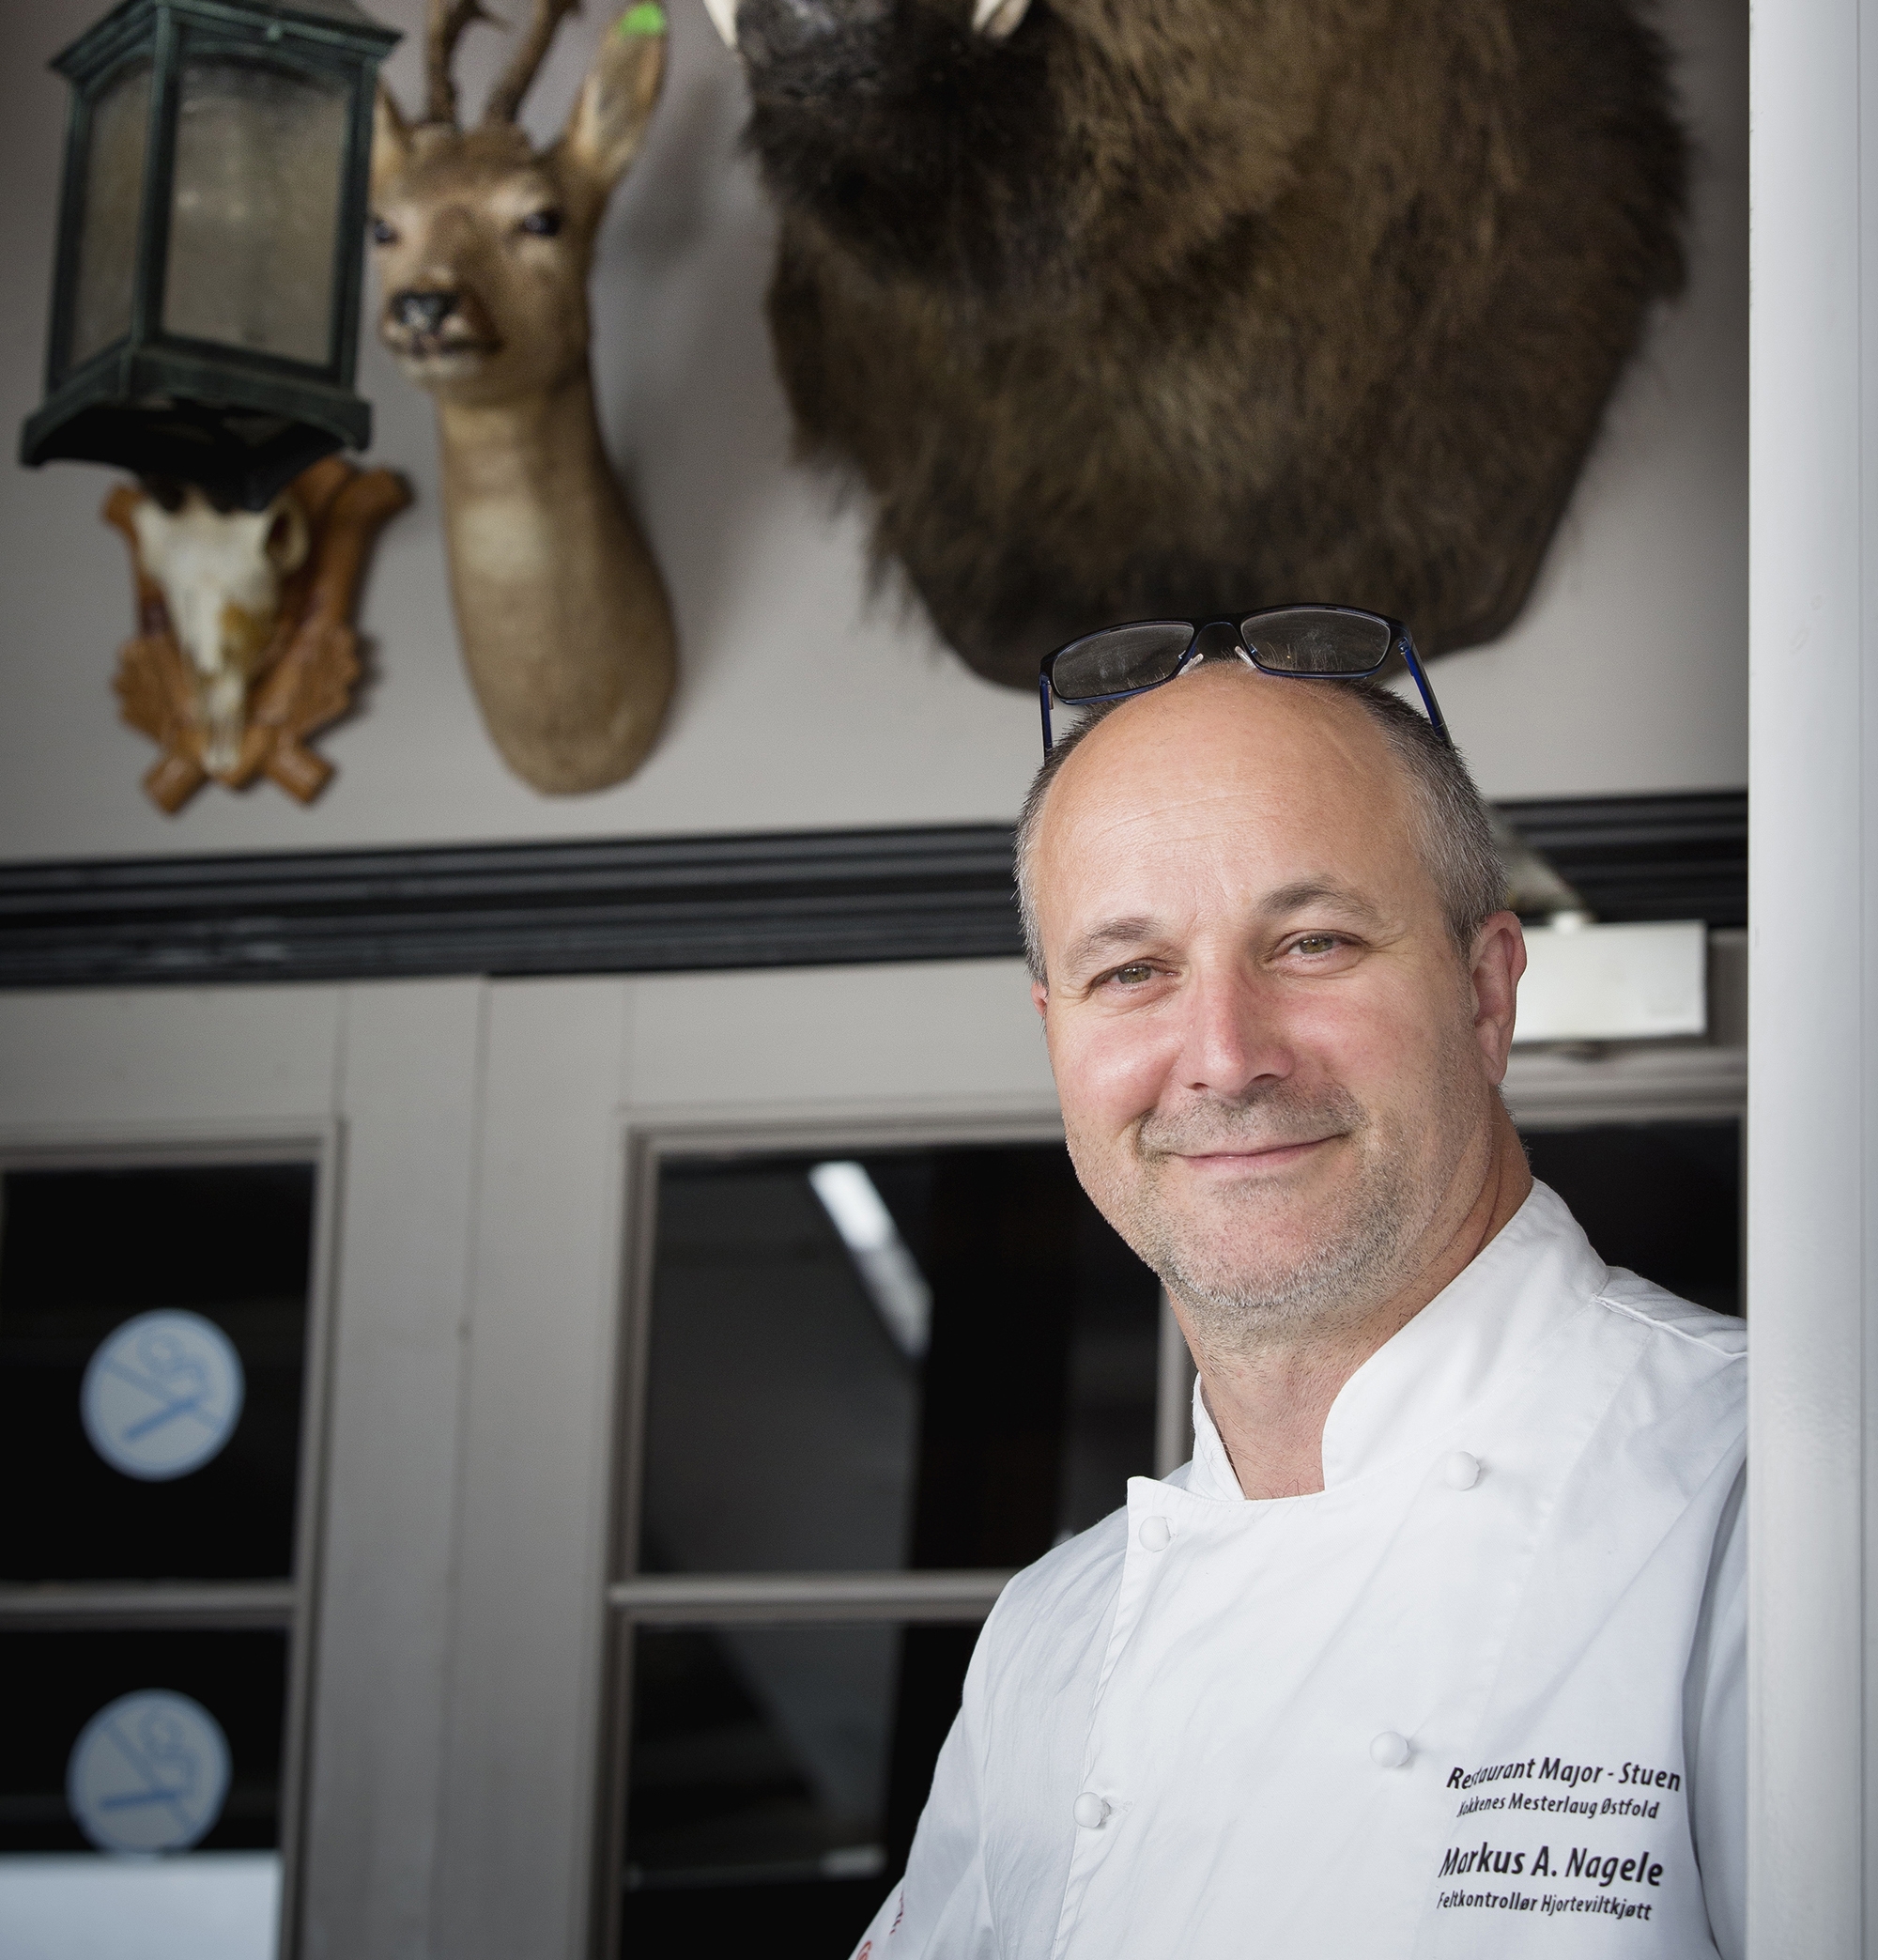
[1184,1181,1609,1501]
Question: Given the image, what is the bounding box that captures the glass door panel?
[0,1163,316,1582]
[639,1143,1162,1579]
[0,1628,288,1852]
[0,1154,321,1960]
[0,1626,286,1958]
[616,1131,1164,1958]
[622,1619,977,1956]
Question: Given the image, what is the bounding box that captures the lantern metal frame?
[20,0,398,509]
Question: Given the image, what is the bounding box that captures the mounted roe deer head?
[703,0,1687,687]
[372,0,675,793]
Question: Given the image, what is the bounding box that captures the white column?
[1748,0,1878,1947]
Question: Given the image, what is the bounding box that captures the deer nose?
[392,290,459,335]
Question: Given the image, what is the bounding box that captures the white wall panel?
[626,957,1054,1109]
[0,986,342,1128]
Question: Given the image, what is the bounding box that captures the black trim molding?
[0,792,1744,991]
[1498,792,1747,932]
[0,827,1024,990]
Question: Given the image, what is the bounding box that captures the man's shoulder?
[1571,1270,1747,1476]
[979,1504,1132,1676]
[998,1501,1132,1617]
[1588,1267,1747,1368]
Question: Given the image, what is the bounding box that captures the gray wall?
[0,0,1746,862]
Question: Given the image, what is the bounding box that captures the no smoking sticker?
[67,1690,232,1853]
[80,1310,244,1481]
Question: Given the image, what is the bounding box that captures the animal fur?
[735,0,1687,686]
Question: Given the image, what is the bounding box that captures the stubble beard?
[1096,1076,1459,1356]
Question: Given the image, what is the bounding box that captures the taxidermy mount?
[107,459,410,813]
[373,0,676,793]
[701,0,1687,687]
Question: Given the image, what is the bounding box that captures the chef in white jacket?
[852,642,1743,1960]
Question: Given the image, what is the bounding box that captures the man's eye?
[1108,963,1158,986]
[1290,934,1343,956]
[520,208,563,237]
[370,216,398,246]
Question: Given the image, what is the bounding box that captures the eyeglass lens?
[1048,620,1194,703]
[1239,608,1392,675]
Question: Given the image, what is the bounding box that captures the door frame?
[0,1113,342,1960]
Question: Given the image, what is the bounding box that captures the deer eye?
[370,216,398,246]
[519,208,563,238]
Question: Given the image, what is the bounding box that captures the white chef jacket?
[852,1181,1746,1960]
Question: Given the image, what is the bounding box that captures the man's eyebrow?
[1062,918,1164,974]
[1261,880,1387,926]
[1058,887,1388,977]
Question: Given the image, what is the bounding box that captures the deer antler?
[483,0,583,125]
[427,0,500,124]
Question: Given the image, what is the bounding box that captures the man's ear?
[371,82,413,207]
[1469,911,1526,1082]
[558,5,667,201]
[1031,979,1049,1022]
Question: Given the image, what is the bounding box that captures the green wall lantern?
[20,0,399,510]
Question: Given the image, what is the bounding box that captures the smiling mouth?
[1171,1135,1341,1173]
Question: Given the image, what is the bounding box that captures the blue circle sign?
[67,1690,232,1853]
[80,1310,244,1481]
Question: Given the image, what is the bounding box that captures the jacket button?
[1370,1732,1411,1769]
[1073,1792,1111,1829]
[1138,1515,1172,1551]
[1443,1450,1482,1490]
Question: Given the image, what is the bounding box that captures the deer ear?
[559,6,668,199]
[372,83,413,204]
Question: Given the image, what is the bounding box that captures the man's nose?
[1177,967,1292,1098]
[391,289,458,335]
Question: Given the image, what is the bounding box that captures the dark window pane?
[0,1628,287,1853]
[1520,1119,1741,1317]
[0,1163,316,1582]
[639,1146,1160,1575]
[622,1620,975,1953]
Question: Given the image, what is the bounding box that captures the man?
[854,646,1744,1958]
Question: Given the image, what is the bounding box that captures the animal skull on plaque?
[107,459,410,813]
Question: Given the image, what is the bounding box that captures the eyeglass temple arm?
[1396,634,1453,748]
[1039,671,1056,755]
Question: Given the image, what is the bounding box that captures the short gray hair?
[1014,673,1505,983]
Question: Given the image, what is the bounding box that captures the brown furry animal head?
[716,0,1687,686]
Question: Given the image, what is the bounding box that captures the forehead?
[389,125,554,205]
[1034,671,1432,929]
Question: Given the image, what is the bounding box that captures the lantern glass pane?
[69,60,153,368]
[162,56,348,367]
